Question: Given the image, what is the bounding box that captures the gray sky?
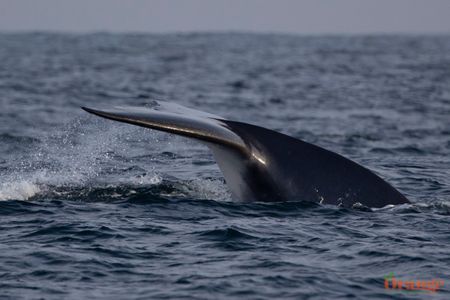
[1,0,449,34]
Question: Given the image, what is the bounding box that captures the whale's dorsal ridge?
[82,100,409,208]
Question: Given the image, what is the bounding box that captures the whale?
[82,100,409,208]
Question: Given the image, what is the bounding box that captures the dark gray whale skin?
[82,101,409,208]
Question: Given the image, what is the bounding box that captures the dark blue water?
[0,33,449,299]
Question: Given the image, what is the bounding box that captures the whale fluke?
[82,100,409,208]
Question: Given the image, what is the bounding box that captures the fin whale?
[82,100,409,208]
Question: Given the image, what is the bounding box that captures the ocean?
[0,32,449,299]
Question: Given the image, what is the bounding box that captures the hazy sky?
[1,0,449,34]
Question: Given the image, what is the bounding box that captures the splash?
[0,116,163,201]
[0,115,227,202]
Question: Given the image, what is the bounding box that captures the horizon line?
[1,29,450,37]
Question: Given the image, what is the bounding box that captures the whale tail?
[82,100,409,208]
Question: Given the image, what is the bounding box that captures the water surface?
[0,33,449,299]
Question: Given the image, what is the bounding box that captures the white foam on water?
[0,180,41,201]
[180,178,232,201]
